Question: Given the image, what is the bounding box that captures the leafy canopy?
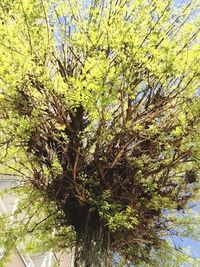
[0,0,200,266]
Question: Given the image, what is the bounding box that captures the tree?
[0,0,200,266]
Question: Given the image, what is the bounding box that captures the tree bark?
[74,219,112,267]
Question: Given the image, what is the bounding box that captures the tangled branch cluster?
[11,67,199,262]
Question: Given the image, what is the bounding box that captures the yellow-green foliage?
[0,0,200,266]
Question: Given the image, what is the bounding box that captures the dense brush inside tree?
[0,0,200,266]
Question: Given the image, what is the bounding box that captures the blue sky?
[171,203,200,260]
[171,0,200,261]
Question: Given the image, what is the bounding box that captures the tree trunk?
[63,195,112,266]
[74,218,112,267]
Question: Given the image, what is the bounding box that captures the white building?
[0,175,72,267]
